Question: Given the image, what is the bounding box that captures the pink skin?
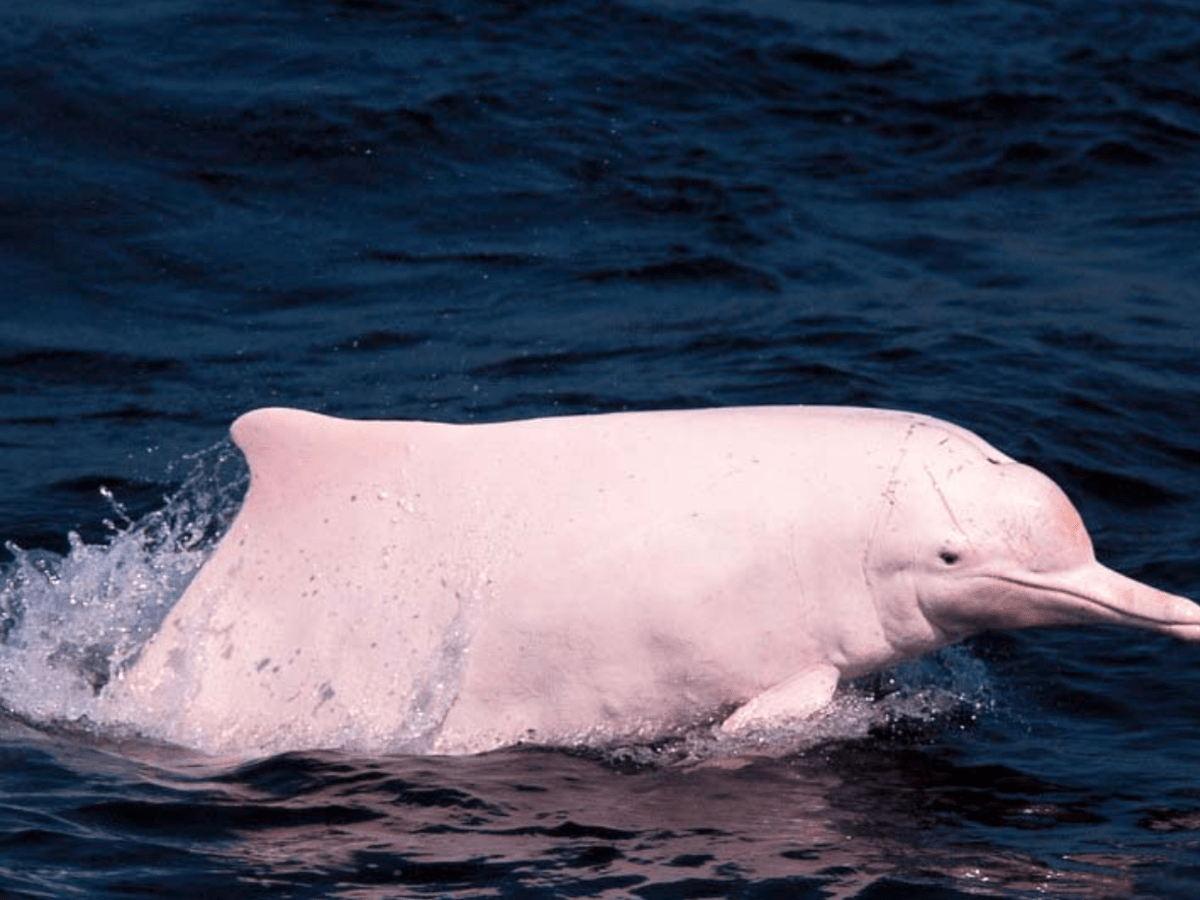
[105,406,1200,757]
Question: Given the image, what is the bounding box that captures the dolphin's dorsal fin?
[231,406,343,466]
[229,407,422,506]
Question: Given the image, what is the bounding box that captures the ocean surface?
[2,0,1199,896]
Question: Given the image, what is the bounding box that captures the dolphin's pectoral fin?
[718,664,840,735]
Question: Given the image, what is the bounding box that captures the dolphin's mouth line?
[983,573,1199,629]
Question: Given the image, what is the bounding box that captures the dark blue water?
[2,0,1200,896]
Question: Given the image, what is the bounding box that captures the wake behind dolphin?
[91,405,1200,757]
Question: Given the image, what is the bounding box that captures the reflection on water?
[3,722,1143,900]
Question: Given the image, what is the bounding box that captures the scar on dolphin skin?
[861,420,919,590]
[923,462,967,540]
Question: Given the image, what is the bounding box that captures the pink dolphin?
[107,406,1200,756]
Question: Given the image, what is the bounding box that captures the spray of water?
[0,441,247,730]
[599,649,995,769]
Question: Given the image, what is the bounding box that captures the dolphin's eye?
[939,550,960,565]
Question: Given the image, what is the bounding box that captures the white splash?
[0,442,247,730]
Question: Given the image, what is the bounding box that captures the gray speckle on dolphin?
[103,405,1200,757]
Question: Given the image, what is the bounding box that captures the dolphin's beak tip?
[1161,593,1200,641]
